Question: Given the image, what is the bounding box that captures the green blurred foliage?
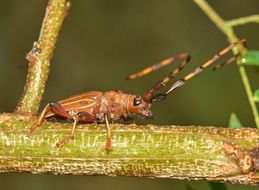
[0,0,258,190]
[255,89,259,102]
[209,183,227,190]
[241,51,259,66]
[229,113,243,128]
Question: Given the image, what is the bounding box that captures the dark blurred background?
[0,0,258,189]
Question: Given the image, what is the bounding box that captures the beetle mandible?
[28,38,246,151]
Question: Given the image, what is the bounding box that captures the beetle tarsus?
[56,136,74,148]
[105,137,112,151]
[27,125,39,137]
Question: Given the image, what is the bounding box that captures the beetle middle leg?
[56,112,95,148]
[104,114,112,151]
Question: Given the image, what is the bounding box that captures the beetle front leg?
[28,102,71,136]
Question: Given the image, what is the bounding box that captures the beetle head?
[127,95,154,119]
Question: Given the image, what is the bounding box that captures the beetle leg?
[28,102,71,136]
[56,115,78,148]
[56,112,96,148]
[49,102,72,119]
[104,114,112,151]
[27,104,51,136]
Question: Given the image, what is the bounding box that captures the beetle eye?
[133,96,141,106]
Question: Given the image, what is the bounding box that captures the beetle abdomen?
[45,91,103,118]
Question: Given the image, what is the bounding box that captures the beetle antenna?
[127,53,191,80]
[165,38,246,95]
[212,52,241,71]
[127,53,191,102]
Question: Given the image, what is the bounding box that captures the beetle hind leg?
[27,104,50,137]
[28,102,71,137]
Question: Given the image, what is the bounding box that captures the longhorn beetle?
[28,38,246,151]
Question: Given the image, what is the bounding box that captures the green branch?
[227,15,259,27]
[0,113,258,184]
[16,0,70,114]
[194,0,259,128]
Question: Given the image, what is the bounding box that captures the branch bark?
[0,113,258,184]
[16,0,70,114]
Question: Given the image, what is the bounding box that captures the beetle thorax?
[102,91,130,120]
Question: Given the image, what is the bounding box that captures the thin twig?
[194,0,259,128]
[16,0,70,114]
[227,15,259,27]
[0,113,258,184]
